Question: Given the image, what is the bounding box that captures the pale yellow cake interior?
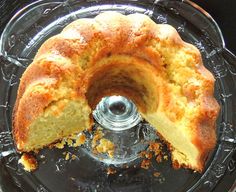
[22,99,91,151]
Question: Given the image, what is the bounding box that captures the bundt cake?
[13,12,219,172]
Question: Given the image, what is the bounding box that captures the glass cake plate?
[0,0,236,191]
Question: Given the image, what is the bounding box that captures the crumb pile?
[140,141,168,170]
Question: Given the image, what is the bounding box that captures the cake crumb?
[148,142,161,156]
[140,151,153,159]
[65,152,70,160]
[39,154,45,159]
[163,155,168,160]
[70,177,76,181]
[96,138,115,158]
[153,171,161,177]
[141,159,151,169]
[66,139,73,147]
[71,154,77,160]
[91,128,115,158]
[19,153,38,172]
[54,139,66,149]
[64,152,77,161]
[156,154,162,163]
[73,133,86,147]
[92,128,104,148]
[54,133,87,149]
[139,141,168,171]
[107,167,117,175]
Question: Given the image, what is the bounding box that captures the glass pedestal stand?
[83,96,158,165]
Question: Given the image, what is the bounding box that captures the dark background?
[192,0,236,54]
[0,0,235,192]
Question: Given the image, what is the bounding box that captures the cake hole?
[93,96,142,131]
[108,100,127,115]
[85,57,159,113]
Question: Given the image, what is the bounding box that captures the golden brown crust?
[13,12,219,172]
